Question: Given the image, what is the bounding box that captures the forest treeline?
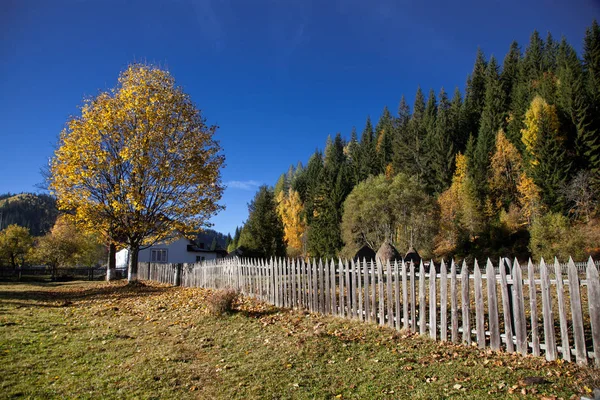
[228,21,600,263]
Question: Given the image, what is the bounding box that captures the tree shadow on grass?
[0,281,171,307]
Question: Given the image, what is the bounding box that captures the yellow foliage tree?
[521,95,560,166]
[435,153,482,255]
[31,216,104,279]
[0,225,33,268]
[276,189,307,256]
[489,129,523,211]
[50,64,224,282]
[517,172,544,225]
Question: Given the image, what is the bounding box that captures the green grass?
[0,280,598,399]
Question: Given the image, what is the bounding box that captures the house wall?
[115,238,218,268]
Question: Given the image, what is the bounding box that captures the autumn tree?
[0,224,33,268]
[521,96,570,210]
[276,188,307,257]
[489,130,523,211]
[31,216,104,279]
[49,64,224,282]
[341,173,437,258]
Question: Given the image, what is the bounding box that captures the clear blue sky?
[1,0,598,236]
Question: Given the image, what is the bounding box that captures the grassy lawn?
[0,281,598,399]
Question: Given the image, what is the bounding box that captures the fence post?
[174,263,182,286]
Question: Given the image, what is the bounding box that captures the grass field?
[0,280,598,399]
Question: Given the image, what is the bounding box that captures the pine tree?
[307,134,351,258]
[473,56,505,195]
[238,186,286,258]
[449,87,466,152]
[302,151,324,225]
[583,20,600,188]
[392,95,412,175]
[556,37,594,172]
[347,127,361,185]
[406,87,427,183]
[375,106,394,174]
[358,116,378,179]
[501,41,521,114]
[463,48,488,141]
[428,87,455,194]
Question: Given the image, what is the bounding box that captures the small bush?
[206,288,238,316]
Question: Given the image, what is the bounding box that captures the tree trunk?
[106,242,116,281]
[127,245,139,283]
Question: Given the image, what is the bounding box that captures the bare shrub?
[206,288,238,316]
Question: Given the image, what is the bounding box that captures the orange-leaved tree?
[50,64,225,282]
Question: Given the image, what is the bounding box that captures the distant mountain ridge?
[0,193,58,236]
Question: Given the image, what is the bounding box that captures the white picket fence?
[138,256,600,366]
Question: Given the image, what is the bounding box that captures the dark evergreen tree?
[374,106,394,174]
[448,87,465,153]
[392,95,412,175]
[358,116,378,179]
[428,88,455,194]
[238,186,286,258]
[405,87,428,183]
[462,48,488,141]
[583,20,600,188]
[501,41,521,114]
[307,133,352,258]
[301,150,324,225]
[472,56,505,194]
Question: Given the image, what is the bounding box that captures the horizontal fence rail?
[138,256,600,366]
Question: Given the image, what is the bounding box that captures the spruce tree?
[473,56,505,195]
[375,106,394,174]
[449,87,465,152]
[347,127,361,185]
[501,41,521,114]
[583,20,600,188]
[463,48,488,141]
[392,96,412,175]
[238,186,286,258]
[358,116,378,179]
[429,87,455,194]
[407,87,427,183]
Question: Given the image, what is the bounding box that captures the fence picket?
[378,259,385,326]
[486,259,500,351]
[513,260,528,356]
[325,259,331,314]
[568,258,586,365]
[352,258,358,319]
[553,258,570,362]
[419,261,426,335]
[499,258,514,353]
[364,259,371,323]
[331,259,337,316]
[474,260,485,349]
[387,260,394,328]
[440,260,447,342]
[371,260,377,322]
[429,261,437,340]
[540,259,557,361]
[339,259,345,318]
[357,258,363,321]
[586,257,600,366]
[450,260,458,343]
[394,261,401,331]
[402,261,409,330]
[346,259,353,319]
[410,261,416,332]
[461,261,470,345]
[528,259,541,357]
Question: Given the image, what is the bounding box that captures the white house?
[116,236,227,269]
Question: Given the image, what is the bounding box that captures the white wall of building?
[115,237,218,269]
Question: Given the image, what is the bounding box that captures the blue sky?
[1,0,599,236]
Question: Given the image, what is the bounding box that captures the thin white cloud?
[226,180,262,190]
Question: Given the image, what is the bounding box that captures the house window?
[151,249,168,263]
[198,243,205,249]
[196,255,205,262]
